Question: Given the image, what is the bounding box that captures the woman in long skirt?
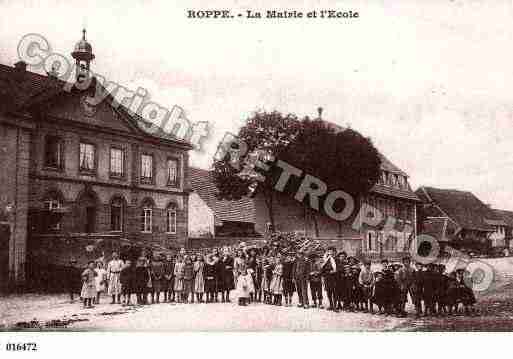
[173,255,185,303]
[81,261,97,308]
[183,256,195,303]
[194,255,205,303]
[269,254,284,306]
[220,250,235,302]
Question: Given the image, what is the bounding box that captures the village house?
[415,186,509,254]
[188,166,258,238]
[251,151,419,258]
[188,124,420,258]
[0,30,193,289]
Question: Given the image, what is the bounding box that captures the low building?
[188,167,258,237]
[416,186,507,253]
[492,209,513,250]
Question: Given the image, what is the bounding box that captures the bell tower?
[71,28,95,82]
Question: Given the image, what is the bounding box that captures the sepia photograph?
[1,0,513,346]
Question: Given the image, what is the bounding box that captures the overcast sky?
[1,0,513,210]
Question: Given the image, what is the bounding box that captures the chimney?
[317,106,323,119]
[14,61,27,72]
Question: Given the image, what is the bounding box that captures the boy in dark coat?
[163,254,175,302]
[135,257,150,305]
[309,253,324,308]
[204,254,217,303]
[66,257,82,303]
[372,271,386,314]
[120,260,135,305]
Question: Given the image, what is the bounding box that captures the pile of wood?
[266,231,325,255]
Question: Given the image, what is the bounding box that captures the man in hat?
[107,251,125,304]
[394,256,419,317]
[321,246,339,311]
[422,263,438,316]
[309,253,324,308]
[293,249,311,309]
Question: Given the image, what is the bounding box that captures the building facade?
[0,31,193,287]
[416,186,508,253]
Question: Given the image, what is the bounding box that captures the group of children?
[78,245,478,317]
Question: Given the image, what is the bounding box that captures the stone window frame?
[166,202,177,234]
[110,196,126,232]
[140,152,155,185]
[140,198,154,233]
[78,140,98,176]
[43,134,65,171]
[109,146,126,179]
[166,155,181,188]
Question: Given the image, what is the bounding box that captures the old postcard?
[1,0,513,349]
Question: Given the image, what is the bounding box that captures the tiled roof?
[493,209,513,228]
[0,63,191,147]
[416,186,503,232]
[370,183,420,202]
[188,167,256,225]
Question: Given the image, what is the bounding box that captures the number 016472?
[5,343,38,351]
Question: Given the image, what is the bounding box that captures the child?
[358,260,375,313]
[151,254,164,304]
[309,254,324,309]
[81,261,97,308]
[455,268,476,315]
[135,257,150,305]
[235,267,251,306]
[194,255,205,303]
[163,254,175,303]
[120,260,134,305]
[261,258,273,304]
[372,271,386,314]
[173,255,185,303]
[183,256,195,303]
[204,254,217,303]
[270,255,284,306]
[94,261,107,304]
[282,254,295,307]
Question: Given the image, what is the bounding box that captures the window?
[166,205,177,234]
[367,232,373,252]
[111,198,124,231]
[141,154,153,181]
[44,136,63,169]
[141,204,153,233]
[110,148,124,177]
[79,142,95,172]
[167,158,179,186]
[44,199,61,230]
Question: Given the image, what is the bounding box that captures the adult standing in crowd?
[107,252,124,304]
[293,249,311,309]
[220,248,235,302]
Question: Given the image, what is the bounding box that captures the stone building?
[0,30,193,288]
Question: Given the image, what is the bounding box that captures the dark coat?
[220,256,235,291]
[135,266,150,292]
[292,257,311,281]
